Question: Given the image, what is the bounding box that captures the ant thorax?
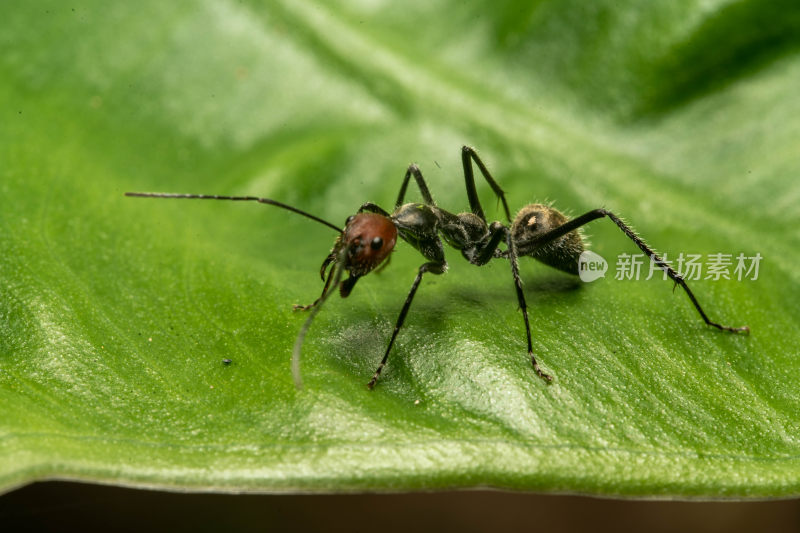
[391,203,447,263]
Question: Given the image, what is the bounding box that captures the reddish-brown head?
[341,213,397,277]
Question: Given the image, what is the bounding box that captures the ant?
[127,146,748,390]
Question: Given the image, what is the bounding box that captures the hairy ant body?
[127,146,748,389]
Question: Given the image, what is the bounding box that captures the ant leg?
[293,259,337,311]
[367,261,447,389]
[358,202,391,216]
[528,208,749,333]
[472,223,552,382]
[473,222,507,266]
[395,164,436,209]
[461,146,512,223]
[505,227,553,381]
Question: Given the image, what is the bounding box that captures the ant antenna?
[124,192,342,233]
[291,244,350,389]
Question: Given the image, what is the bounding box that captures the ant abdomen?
[512,204,584,275]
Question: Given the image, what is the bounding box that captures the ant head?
[334,213,397,296]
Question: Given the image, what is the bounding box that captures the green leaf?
[2,0,799,497]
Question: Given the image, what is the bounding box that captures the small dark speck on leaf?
[222,359,232,366]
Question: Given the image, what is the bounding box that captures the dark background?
[2,482,799,532]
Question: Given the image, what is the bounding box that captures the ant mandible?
[127,146,748,390]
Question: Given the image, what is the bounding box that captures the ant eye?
[370,237,383,250]
[346,215,355,225]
